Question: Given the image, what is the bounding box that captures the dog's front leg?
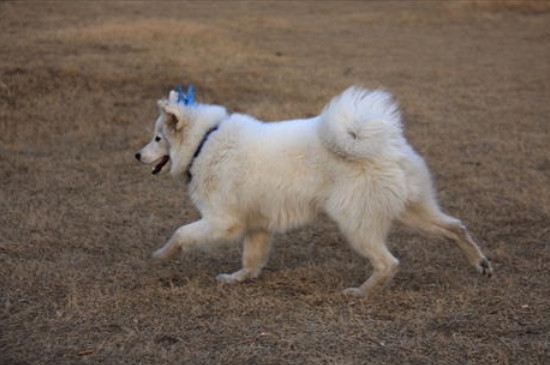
[216,230,272,284]
[152,219,243,260]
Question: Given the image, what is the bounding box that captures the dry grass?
[1,2,549,364]
[459,1,550,15]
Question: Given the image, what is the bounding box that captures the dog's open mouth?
[152,155,170,175]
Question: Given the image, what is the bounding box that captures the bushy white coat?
[136,86,492,297]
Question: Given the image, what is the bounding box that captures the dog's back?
[190,87,415,233]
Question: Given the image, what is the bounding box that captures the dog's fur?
[136,86,492,297]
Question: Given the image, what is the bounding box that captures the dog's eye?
[155,136,161,142]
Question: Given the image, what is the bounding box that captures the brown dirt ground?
[1,2,549,364]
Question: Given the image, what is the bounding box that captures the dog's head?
[135,86,227,177]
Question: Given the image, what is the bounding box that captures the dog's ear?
[157,99,185,131]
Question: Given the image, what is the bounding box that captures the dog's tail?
[318,86,402,159]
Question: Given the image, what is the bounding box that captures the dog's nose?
[135,152,141,161]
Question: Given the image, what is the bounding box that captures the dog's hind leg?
[344,231,399,297]
[398,198,492,277]
[331,213,399,298]
[152,219,244,260]
[216,230,272,284]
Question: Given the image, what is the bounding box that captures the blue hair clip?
[175,85,186,103]
[185,85,194,105]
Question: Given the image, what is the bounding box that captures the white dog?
[135,86,492,297]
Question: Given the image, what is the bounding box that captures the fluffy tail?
[318,86,402,159]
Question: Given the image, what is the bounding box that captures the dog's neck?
[185,125,220,182]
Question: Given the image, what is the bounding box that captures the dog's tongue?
[152,155,170,175]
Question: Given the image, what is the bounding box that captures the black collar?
[186,125,219,182]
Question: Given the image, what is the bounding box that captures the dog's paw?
[216,269,259,284]
[216,273,242,285]
[342,287,367,298]
[152,246,175,260]
[476,257,493,278]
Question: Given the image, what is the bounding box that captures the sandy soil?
[1,2,549,364]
